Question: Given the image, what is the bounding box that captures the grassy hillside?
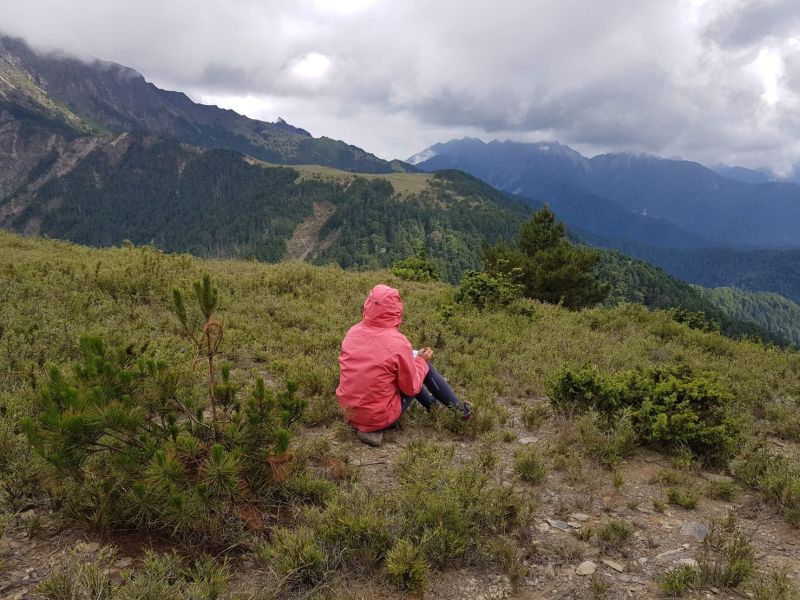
[597,250,788,345]
[2,232,800,597]
[694,286,800,347]
[2,136,529,280]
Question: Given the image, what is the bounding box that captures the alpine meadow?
[3,5,800,600]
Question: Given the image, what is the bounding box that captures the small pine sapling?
[173,273,225,440]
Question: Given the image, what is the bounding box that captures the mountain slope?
[590,237,800,305]
[0,132,529,280]
[412,138,800,249]
[596,251,789,345]
[693,286,800,347]
[0,35,404,174]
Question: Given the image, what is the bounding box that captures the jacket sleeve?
[396,337,430,396]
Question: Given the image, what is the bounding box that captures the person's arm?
[397,339,430,396]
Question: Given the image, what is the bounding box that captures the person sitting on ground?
[336,283,471,446]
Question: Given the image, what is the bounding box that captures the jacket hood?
[362,284,404,328]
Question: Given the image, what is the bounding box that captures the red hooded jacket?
[336,284,429,432]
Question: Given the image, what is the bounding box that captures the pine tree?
[484,206,609,309]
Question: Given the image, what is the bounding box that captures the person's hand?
[419,347,433,361]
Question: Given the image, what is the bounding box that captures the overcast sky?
[3,0,800,173]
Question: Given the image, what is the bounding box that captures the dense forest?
[596,251,790,345]
[5,136,530,279]
[589,237,800,305]
[694,286,800,347]
[317,171,530,281]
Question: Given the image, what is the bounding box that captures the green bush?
[456,269,522,310]
[390,247,441,282]
[489,536,528,585]
[521,400,551,430]
[697,513,755,589]
[393,441,524,566]
[258,526,327,586]
[572,409,637,468]
[514,445,548,484]
[20,275,305,543]
[667,487,699,509]
[386,538,429,593]
[595,519,634,549]
[659,564,699,596]
[550,366,741,461]
[733,443,800,525]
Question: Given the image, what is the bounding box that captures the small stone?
[75,541,100,554]
[682,543,691,549]
[680,521,709,541]
[701,472,734,484]
[518,436,539,444]
[546,518,570,530]
[570,513,591,522]
[602,558,626,572]
[567,521,581,528]
[19,509,37,521]
[655,549,688,562]
[637,557,648,566]
[576,561,597,576]
[537,522,550,533]
[114,557,133,568]
[676,558,698,568]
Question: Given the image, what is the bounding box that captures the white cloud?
[2,0,800,170]
[286,52,332,90]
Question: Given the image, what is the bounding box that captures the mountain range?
[410,138,800,302]
[0,35,408,179]
[2,33,800,345]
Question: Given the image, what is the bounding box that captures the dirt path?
[283,201,335,262]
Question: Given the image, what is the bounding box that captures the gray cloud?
[2,0,800,172]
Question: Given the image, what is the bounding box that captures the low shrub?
[521,400,551,430]
[456,269,523,310]
[393,441,524,566]
[697,513,755,589]
[514,445,548,483]
[749,566,800,600]
[705,480,737,501]
[386,538,429,593]
[549,366,742,462]
[258,526,327,587]
[573,409,637,468]
[37,549,231,600]
[595,519,634,549]
[21,275,306,544]
[489,536,528,585]
[733,443,800,525]
[658,563,699,596]
[667,487,699,509]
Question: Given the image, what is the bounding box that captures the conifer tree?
[484,206,609,309]
[173,273,224,440]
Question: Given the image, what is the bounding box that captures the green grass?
[255,160,435,195]
[2,231,800,594]
[667,487,699,509]
[658,564,699,596]
[595,519,634,549]
[514,445,549,483]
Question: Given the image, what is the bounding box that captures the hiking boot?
[461,402,473,421]
[357,429,384,447]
